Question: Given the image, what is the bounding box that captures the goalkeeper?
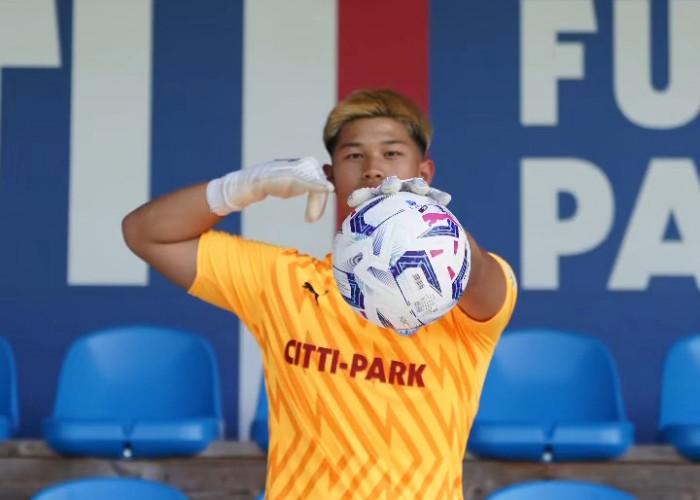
[123,88,517,500]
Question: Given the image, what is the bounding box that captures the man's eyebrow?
[337,141,361,150]
[337,139,408,149]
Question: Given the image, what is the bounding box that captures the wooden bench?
[1,441,698,499]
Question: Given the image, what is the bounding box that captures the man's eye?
[345,153,362,160]
[386,151,401,158]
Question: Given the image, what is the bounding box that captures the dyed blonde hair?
[323,89,433,158]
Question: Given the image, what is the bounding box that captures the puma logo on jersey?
[302,281,327,304]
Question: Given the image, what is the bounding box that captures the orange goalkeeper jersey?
[189,230,517,500]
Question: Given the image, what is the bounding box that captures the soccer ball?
[332,191,471,336]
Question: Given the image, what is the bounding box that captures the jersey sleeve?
[187,230,285,332]
[451,253,518,347]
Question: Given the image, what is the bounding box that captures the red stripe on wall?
[336,0,430,227]
[337,0,430,112]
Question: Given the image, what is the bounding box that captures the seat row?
[0,325,224,458]
[466,329,700,462]
[251,329,700,463]
[1,326,699,464]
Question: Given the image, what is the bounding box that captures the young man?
[123,89,517,499]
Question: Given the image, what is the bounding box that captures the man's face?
[324,117,435,223]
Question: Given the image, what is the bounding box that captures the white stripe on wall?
[68,0,152,285]
[240,0,337,439]
[0,0,61,198]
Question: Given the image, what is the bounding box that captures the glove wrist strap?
[206,170,254,216]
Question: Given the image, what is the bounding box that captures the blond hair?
[323,89,432,157]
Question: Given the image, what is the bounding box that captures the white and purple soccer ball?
[332,191,471,336]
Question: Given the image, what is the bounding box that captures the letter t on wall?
[0,0,61,186]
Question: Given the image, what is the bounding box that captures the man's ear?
[419,158,435,184]
[323,163,335,184]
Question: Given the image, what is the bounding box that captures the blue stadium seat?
[0,336,19,440]
[43,325,224,458]
[250,373,269,452]
[469,329,633,461]
[250,375,268,500]
[485,480,638,500]
[31,477,188,500]
[660,333,700,461]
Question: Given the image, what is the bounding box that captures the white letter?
[520,0,597,125]
[0,0,61,181]
[614,0,700,128]
[608,159,700,290]
[239,0,337,439]
[68,0,153,285]
[521,158,614,289]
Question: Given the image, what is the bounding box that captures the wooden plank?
[0,456,267,500]
[0,441,698,500]
[462,460,700,499]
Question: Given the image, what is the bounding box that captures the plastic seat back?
[470,329,633,461]
[45,326,223,457]
[486,480,638,500]
[0,336,19,438]
[477,329,626,426]
[31,477,188,500]
[660,334,700,427]
[659,334,700,460]
[53,326,222,421]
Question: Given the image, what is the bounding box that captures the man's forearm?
[121,158,333,290]
[457,233,507,321]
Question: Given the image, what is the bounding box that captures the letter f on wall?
[520,0,597,126]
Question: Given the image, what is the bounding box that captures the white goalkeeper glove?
[347,176,452,208]
[206,157,334,223]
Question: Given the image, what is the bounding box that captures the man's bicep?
[145,238,200,290]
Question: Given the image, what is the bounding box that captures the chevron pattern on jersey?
[190,231,517,500]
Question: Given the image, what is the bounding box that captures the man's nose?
[362,157,386,182]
